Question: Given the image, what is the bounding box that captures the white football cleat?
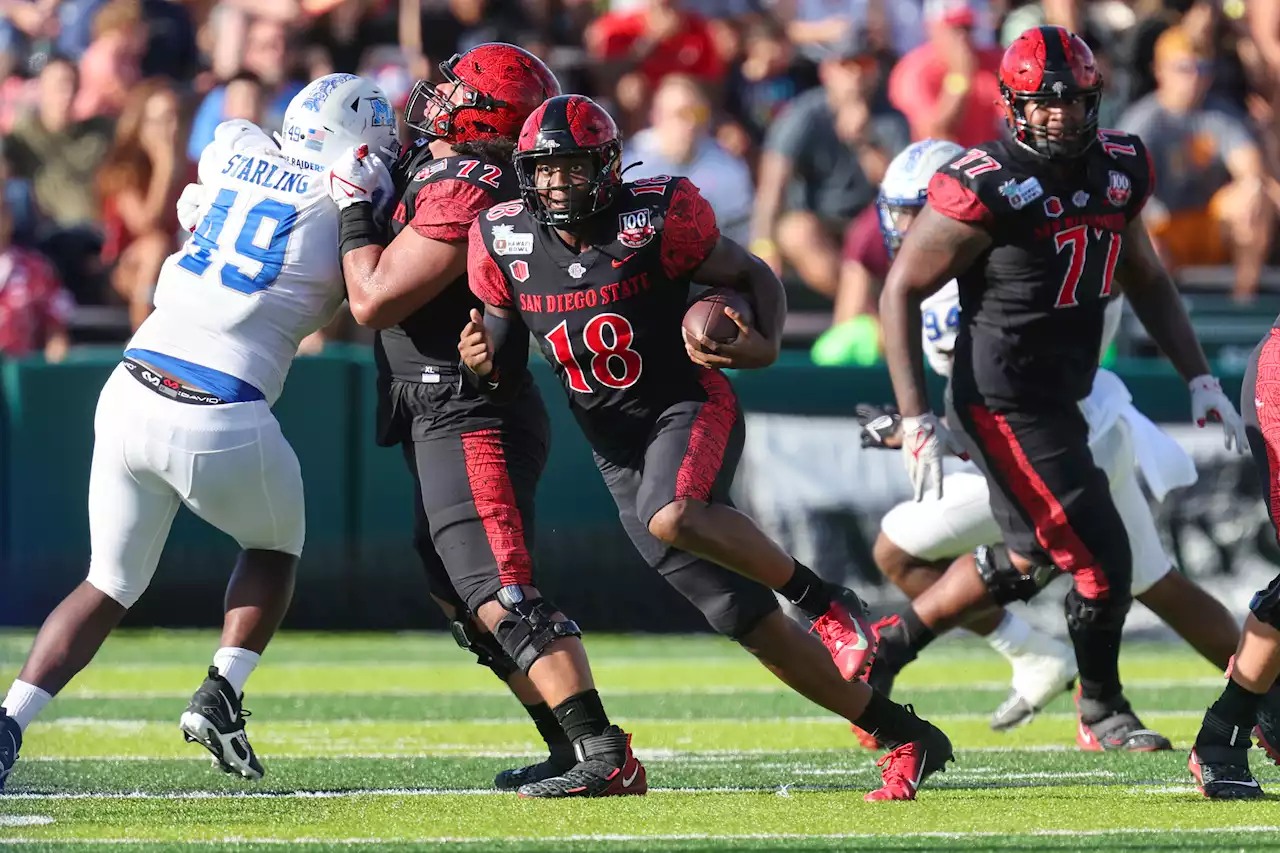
[990,632,1077,731]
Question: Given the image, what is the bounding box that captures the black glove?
[856,402,901,450]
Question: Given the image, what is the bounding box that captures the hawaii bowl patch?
[618,209,655,249]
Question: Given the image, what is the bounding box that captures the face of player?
[881,204,919,257]
[532,155,593,215]
[1021,97,1087,144]
[424,76,478,129]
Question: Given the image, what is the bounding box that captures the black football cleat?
[518,726,646,798]
[865,709,954,801]
[179,666,264,780]
[0,709,20,792]
[1189,746,1263,799]
[1254,683,1280,766]
[494,746,577,791]
[1075,687,1172,752]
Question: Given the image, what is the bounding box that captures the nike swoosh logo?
[220,691,239,725]
[1221,779,1261,787]
[621,762,639,787]
[847,620,869,652]
[909,749,927,791]
[612,253,636,268]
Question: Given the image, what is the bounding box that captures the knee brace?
[1249,573,1280,631]
[1065,587,1132,632]
[449,616,520,682]
[492,586,582,673]
[975,544,1059,605]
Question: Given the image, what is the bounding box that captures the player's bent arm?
[880,204,991,417]
[342,228,468,329]
[461,304,530,403]
[1114,218,1211,382]
[692,236,787,354]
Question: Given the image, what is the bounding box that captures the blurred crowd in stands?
[1,0,1279,365]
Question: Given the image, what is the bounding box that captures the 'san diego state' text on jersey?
[468,175,722,448]
[927,129,1153,406]
[377,141,521,381]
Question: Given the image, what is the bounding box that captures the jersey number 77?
[178,188,298,295]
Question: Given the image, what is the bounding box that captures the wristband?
[943,72,971,96]
[749,238,777,256]
[339,203,383,259]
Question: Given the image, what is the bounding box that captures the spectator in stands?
[73,0,147,121]
[187,18,304,162]
[97,78,188,331]
[4,56,112,232]
[585,0,725,95]
[0,193,74,362]
[222,70,264,123]
[1120,26,1273,302]
[749,28,907,301]
[782,0,926,64]
[810,204,890,365]
[887,0,1004,148]
[623,75,753,243]
[724,18,819,146]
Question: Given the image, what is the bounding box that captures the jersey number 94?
[178,189,298,295]
[923,304,959,342]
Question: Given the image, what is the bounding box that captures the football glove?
[176,182,207,233]
[1189,374,1247,453]
[856,402,901,450]
[327,144,393,216]
[901,412,965,501]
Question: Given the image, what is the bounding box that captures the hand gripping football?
[683,289,755,344]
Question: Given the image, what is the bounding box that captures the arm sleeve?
[927,171,995,226]
[660,178,721,280]
[411,179,494,243]
[467,218,514,308]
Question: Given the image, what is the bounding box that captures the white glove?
[1189,374,1247,453]
[327,144,393,215]
[900,412,963,502]
[176,182,207,233]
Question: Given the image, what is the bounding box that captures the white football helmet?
[278,73,402,172]
[877,138,966,258]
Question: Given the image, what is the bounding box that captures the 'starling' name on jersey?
[926,129,1154,405]
[468,175,722,447]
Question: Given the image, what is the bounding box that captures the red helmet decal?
[565,96,619,148]
[1000,26,1099,95]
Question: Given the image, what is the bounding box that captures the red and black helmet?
[404,43,561,145]
[515,94,622,226]
[999,26,1103,160]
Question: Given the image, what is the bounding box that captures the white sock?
[3,680,53,733]
[212,648,261,697]
[986,611,1033,660]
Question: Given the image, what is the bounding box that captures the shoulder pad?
[213,120,277,156]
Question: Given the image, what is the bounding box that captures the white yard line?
[2,826,1279,845]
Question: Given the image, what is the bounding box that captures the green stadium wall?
[0,346,1244,630]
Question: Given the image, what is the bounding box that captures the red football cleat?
[864,721,953,802]
[850,723,880,750]
[810,588,877,681]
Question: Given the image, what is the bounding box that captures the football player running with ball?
[0,75,402,789]
[856,139,1241,747]
[325,45,639,796]
[878,26,1246,754]
[460,94,954,801]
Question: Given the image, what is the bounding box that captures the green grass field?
[3,630,1280,852]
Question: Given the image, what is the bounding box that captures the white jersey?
[127,120,345,406]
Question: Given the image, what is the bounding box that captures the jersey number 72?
[178,188,298,295]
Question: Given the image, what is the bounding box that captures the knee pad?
[704,588,778,641]
[449,616,520,682]
[975,544,1058,605]
[1249,574,1280,631]
[492,586,582,673]
[1065,587,1132,632]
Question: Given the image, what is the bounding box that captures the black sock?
[524,702,572,755]
[778,560,833,619]
[853,689,929,751]
[552,689,611,746]
[1200,680,1265,744]
[901,606,936,654]
[1069,624,1124,705]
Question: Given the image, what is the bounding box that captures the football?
[683,289,755,345]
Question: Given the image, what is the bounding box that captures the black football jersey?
[927,130,1153,406]
[468,175,723,448]
[376,140,522,380]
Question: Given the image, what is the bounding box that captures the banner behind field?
[734,415,1276,634]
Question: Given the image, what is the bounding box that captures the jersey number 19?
[178,188,298,295]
